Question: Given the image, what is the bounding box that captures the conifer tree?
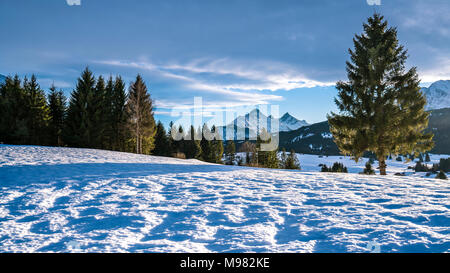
[200,124,213,162]
[153,121,170,156]
[111,76,128,151]
[23,75,50,145]
[65,67,96,147]
[225,140,236,165]
[327,14,433,175]
[0,75,28,143]
[89,75,106,148]
[211,125,224,164]
[257,128,279,168]
[48,84,67,146]
[126,74,156,154]
[285,149,300,170]
[280,148,288,169]
[184,125,202,159]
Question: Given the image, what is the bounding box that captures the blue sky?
[1,0,449,126]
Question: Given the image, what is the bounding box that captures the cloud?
[66,0,81,6]
[419,57,450,83]
[366,0,381,6]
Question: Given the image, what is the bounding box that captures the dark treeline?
[0,68,154,154]
[0,67,299,170]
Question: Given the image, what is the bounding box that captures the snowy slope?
[0,145,449,253]
[422,80,450,110]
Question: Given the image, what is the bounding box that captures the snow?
[422,80,450,110]
[0,145,449,253]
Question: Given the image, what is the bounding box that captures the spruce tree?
[210,125,224,164]
[285,149,300,170]
[225,140,236,165]
[48,84,67,146]
[0,75,28,144]
[65,67,96,147]
[89,75,106,148]
[200,124,213,162]
[153,121,170,156]
[24,75,50,145]
[184,125,202,159]
[111,76,128,151]
[126,74,156,154]
[327,14,433,175]
[280,148,288,169]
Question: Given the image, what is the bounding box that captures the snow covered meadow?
[0,145,449,253]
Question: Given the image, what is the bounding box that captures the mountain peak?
[422,80,450,110]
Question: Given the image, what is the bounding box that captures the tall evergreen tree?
[0,75,28,143]
[327,14,433,175]
[111,76,128,151]
[210,125,224,163]
[48,84,67,146]
[184,125,202,159]
[89,75,106,148]
[200,124,213,162]
[257,128,279,168]
[126,74,156,154]
[23,75,50,145]
[153,121,170,156]
[225,140,236,165]
[65,67,96,147]
[284,149,300,170]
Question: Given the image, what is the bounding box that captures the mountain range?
[227,109,308,133]
[421,80,450,110]
[279,107,450,155]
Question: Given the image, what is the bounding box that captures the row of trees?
[0,68,295,170]
[0,68,155,154]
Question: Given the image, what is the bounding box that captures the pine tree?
[257,128,278,168]
[0,75,27,144]
[48,84,67,146]
[327,14,433,175]
[425,153,431,162]
[153,121,170,156]
[225,140,236,165]
[89,75,106,148]
[280,148,288,169]
[65,67,97,147]
[363,161,376,175]
[126,74,156,154]
[102,76,115,150]
[436,170,447,180]
[284,149,300,170]
[210,125,224,164]
[200,124,213,162]
[23,75,50,145]
[111,76,128,151]
[184,125,202,159]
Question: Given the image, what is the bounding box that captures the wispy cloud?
[97,58,333,109]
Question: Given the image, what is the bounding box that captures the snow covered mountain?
[421,80,450,110]
[226,109,308,133]
[279,112,308,132]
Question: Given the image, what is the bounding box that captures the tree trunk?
[379,157,387,175]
